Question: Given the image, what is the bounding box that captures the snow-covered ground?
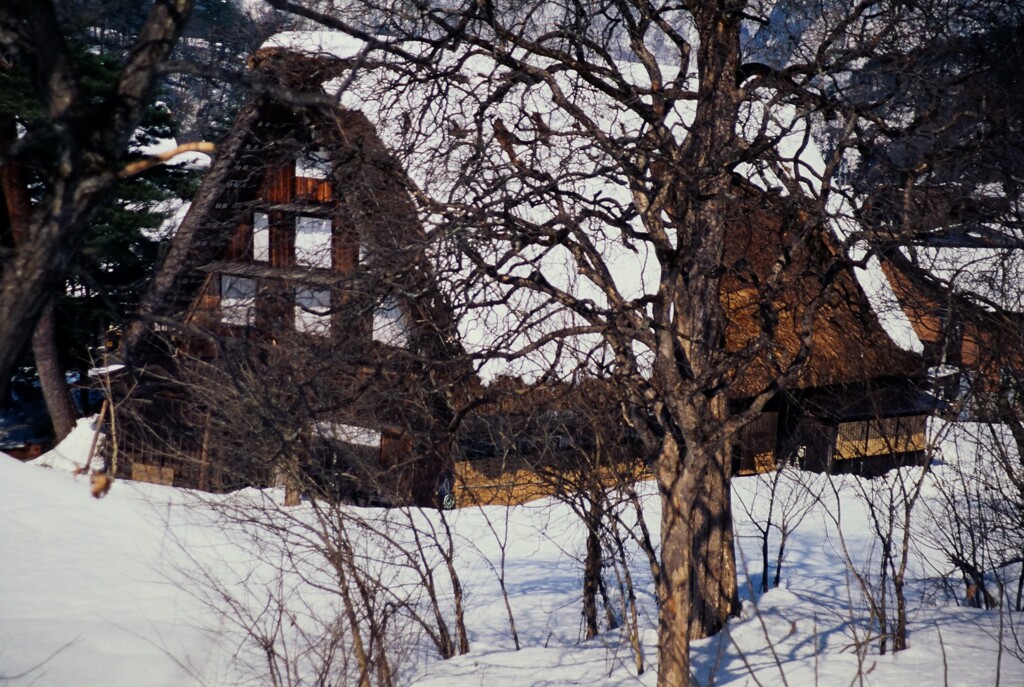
[2,418,1023,686]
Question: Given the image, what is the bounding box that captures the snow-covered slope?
[2,421,1022,686]
[1,432,218,685]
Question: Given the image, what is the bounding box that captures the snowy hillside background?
[2,418,1023,686]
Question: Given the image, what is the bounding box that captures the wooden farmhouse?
[452,184,939,503]
[116,50,469,506]
[111,44,939,506]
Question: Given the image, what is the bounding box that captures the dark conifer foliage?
[51,0,283,141]
[0,10,199,432]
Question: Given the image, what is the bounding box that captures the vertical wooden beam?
[198,411,211,491]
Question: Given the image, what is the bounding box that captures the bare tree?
[821,454,929,656]
[862,465,929,653]
[0,115,77,439]
[846,0,1024,633]
[95,0,1024,684]
[924,420,1023,611]
[0,0,197,399]
[495,379,650,658]
[122,317,476,685]
[249,2,980,684]
[734,460,820,594]
[172,487,474,687]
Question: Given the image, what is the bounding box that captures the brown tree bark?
[0,0,194,399]
[655,416,741,683]
[0,115,77,441]
[653,6,744,683]
[655,435,698,687]
[32,304,77,440]
[687,412,740,640]
[582,499,605,640]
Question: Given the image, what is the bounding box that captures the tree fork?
[654,5,744,684]
[0,115,77,441]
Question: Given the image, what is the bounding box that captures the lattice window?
[735,412,778,475]
[253,212,269,262]
[835,415,927,460]
[373,297,410,348]
[295,150,331,180]
[314,421,381,448]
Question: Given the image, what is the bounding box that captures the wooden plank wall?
[131,463,175,486]
[734,412,778,475]
[296,176,332,201]
[834,414,928,460]
[452,457,650,507]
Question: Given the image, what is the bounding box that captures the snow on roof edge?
[261,31,371,60]
[855,256,924,355]
[828,194,924,356]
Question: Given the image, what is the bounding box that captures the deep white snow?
[2,418,1023,686]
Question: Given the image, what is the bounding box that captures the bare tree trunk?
[609,516,644,674]
[773,530,789,589]
[283,461,301,506]
[625,483,661,589]
[582,501,604,640]
[656,436,695,687]
[893,567,908,652]
[761,527,772,594]
[331,523,374,687]
[0,115,77,442]
[664,3,744,656]
[0,0,195,399]
[198,412,211,491]
[33,302,77,440]
[878,537,891,655]
[405,512,456,659]
[684,397,740,639]
[656,429,740,684]
[1016,570,1023,612]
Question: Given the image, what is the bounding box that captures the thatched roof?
[127,45,923,405]
[719,190,925,398]
[122,99,260,353]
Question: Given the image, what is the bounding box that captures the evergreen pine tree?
[0,26,199,440]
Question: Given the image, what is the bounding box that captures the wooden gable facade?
[114,53,467,506]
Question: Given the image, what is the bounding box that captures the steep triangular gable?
[126,67,459,367]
